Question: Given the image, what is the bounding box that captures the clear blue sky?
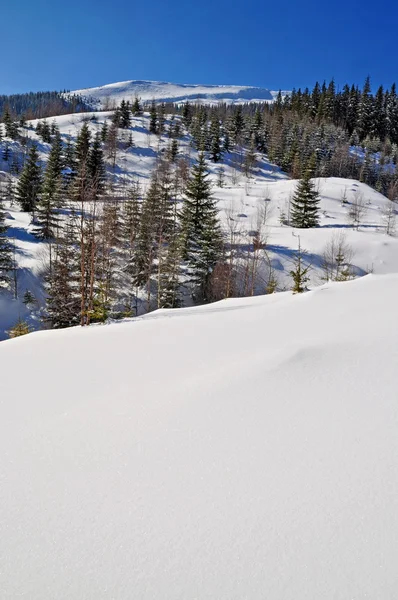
[2,0,398,95]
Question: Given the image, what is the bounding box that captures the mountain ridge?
[69,79,289,107]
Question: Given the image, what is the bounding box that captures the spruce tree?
[132,97,142,116]
[210,117,223,163]
[149,101,158,134]
[290,240,310,293]
[88,133,106,199]
[16,143,42,213]
[291,154,320,228]
[46,211,80,328]
[0,195,12,284]
[34,132,64,240]
[119,100,131,129]
[180,153,222,301]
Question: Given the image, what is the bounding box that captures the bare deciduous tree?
[347,191,367,230]
[320,232,354,282]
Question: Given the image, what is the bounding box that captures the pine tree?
[119,100,131,129]
[132,97,142,116]
[3,108,16,138]
[16,143,42,213]
[100,121,109,142]
[0,194,12,284]
[291,154,320,228]
[46,211,80,328]
[356,77,373,141]
[210,117,223,163]
[290,240,310,293]
[180,153,223,301]
[158,102,166,135]
[75,122,91,165]
[34,132,63,240]
[88,133,106,199]
[149,101,158,134]
[8,318,31,338]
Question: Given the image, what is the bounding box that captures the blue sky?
[2,0,398,94]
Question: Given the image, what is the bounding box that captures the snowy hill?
[1,109,398,340]
[69,80,286,108]
[1,273,398,598]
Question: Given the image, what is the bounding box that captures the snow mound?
[70,79,287,107]
[1,274,398,599]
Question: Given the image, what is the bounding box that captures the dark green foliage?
[16,143,42,213]
[132,97,142,116]
[34,132,63,240]
[0,195,12,283]
[291,155,320,228]
[210,117,223,163]
[149,101,158,134]
[46,212,80,328]
[290,241,310,293]
[180,153,223,301]
[88,133,106,198]
[119,100,131,129]
[0,90,90,121]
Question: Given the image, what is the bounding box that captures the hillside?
[1,109,398,340]
[69,79,286,108]
[1,273,398,598]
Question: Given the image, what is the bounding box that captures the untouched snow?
[69,79,287,107]
[1,273,398,598]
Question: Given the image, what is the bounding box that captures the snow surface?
[69,79,287,108]
[1,273,398,599]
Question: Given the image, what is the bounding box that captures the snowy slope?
[1,273,398,599]
[70,79,286,108]
[1,110,398,340]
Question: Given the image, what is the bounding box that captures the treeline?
[0,90,91,121]
[162,77,398,197]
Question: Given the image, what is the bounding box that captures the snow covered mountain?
[70,79,287,108]
[1,273,398,598]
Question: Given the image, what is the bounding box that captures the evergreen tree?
[149,101,158,134]
[356,76,373,141]
[210,117,223,163]
[291,154,320,228]
[158,102,166,135]
[180,153,223,301]
[290,240,310,293]
[132,97,142,116]
[75,122,91,164]
[16,143,42,213]
[100,120,109,142]
[119,100,131,129]
[88,133,106,199]
[46,211,80,328]
[34,132,63,240]
[0,195,12,284]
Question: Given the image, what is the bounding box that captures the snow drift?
[1,274,398,599]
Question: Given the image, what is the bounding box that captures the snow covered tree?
[180,153,223,301]
[291,154,320,228]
